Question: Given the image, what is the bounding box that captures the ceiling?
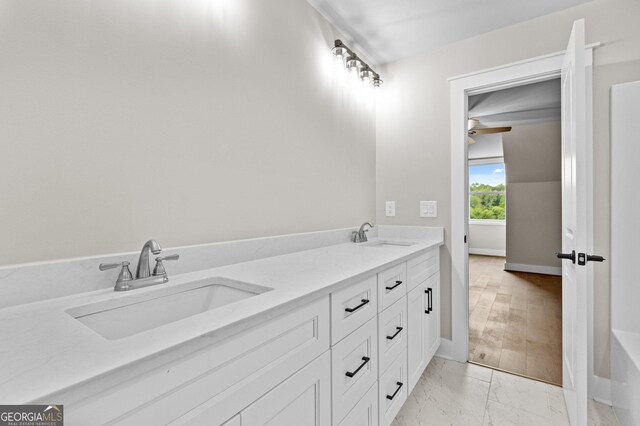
[468,79,560,158]
[307,0,592,64]
[469,78,561,128]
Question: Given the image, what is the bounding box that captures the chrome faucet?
[99,240,179,291]
[352,222,374,243]
[136,239,162,279]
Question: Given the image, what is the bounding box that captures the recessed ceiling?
[308,0,593,64]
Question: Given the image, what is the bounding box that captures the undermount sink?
[67,277,272,340]
[360,240,416,248]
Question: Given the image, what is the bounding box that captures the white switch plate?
[385,201,396,217]
[420,201,437,218]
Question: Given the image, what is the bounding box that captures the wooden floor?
[469,255,563,385]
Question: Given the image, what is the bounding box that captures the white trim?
[469,248,506,257]
[449,45,597,371]
[448,43,600,81]
[504,262,562,276]
[469,220,505,226]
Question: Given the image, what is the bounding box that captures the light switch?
[385,201,396,217]
[420,201,437,218]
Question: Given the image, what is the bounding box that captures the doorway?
[448,23,597,423]
[465,80,563,385]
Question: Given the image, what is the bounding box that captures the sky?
[469,163,505,186]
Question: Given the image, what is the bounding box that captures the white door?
[559,18,588,426]
[407,282,428,392]
[241,352,331,426]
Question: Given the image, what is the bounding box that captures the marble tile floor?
[468,255,563,385]
[393,357,619,426]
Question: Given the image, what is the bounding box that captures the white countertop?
[0,236,442,403]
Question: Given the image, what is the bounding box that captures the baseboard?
[436,338,454,360]
[504,262,562,276]
[469,248,506,257]
[592,374,612,405]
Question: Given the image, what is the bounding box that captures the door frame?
[447,45,597,395]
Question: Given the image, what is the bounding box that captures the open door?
[557,19,588,426]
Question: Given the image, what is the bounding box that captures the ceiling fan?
[467,118,511,144]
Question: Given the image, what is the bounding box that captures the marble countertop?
[0,236,442,403]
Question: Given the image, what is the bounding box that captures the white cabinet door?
[407,281,428,393]
[241,351,331,426]
[424,272,440,361]
[407,272,440,393]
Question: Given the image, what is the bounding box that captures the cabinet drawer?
[331,275,378,345]
[338,381,379,426]
[378,351,408,426]
[377,296,407,377]
[377,263,407,312]
[407,249,439,291]
[65,297,330,426]
[332,316,378,424]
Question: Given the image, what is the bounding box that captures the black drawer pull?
[424,288,432,314]
[386,381,404,400]
[385,280,403,291]
[345,299,370,313]
[345,356,370,378]
[386,326,403,340]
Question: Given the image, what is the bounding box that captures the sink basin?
[67,277,272,340]
[361,240,416,248]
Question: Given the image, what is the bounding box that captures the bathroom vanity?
[0,226,442,426]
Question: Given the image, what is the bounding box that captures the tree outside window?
[469,163,506,221]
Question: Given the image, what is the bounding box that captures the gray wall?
[0,0,376,265]
[503,122,562,269]
[376,0,640,378]
[469,223,506,255]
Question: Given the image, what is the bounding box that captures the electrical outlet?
[385,201,396,217]
[420,201,437,218]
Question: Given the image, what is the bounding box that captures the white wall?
[376,0,640,377]
[469,223,506,256]
[0,0,376,265]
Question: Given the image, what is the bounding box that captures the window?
[469,162,506,221]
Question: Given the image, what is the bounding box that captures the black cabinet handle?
[386,326,403,340]
[424,288,432,314]
[386,280,403,291]
[428,287,433,313]
[386,382,404,400]
[345,299,369,313]
[345,356,370,378]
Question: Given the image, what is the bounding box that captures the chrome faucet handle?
[153,254,179,278]
[100,261,134,291]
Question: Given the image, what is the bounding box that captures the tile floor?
[393,357,619,426]
[469,255,563,384]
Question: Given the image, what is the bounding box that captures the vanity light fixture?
[332,39,382,88]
